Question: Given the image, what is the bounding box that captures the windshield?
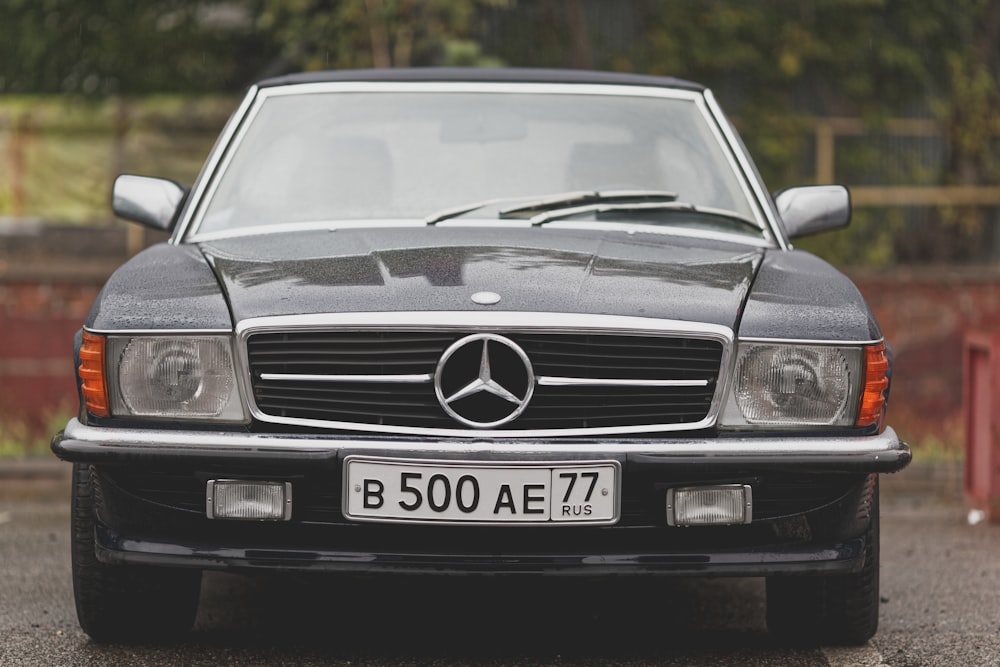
[195,88,761,237]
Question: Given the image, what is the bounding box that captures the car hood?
[84,228,880,342]
[199,227,761,330]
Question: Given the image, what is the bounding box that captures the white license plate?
[343,457,620,525]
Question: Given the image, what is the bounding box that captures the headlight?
[722,343,862,427]
[107,335,246,421]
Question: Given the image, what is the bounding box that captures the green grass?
[904,434,964,465]
[0,412,73,460]
[0,95,232,224]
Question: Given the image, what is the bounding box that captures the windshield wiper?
[424,190,677,225]
[527,201,762,231]
[499,190,678,218]
[423,195,533,225]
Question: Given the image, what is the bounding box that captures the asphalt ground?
[2,457,994,667]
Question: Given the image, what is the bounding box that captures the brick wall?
[852,267,1000,448]
[0,224,165,435]
[1,282,98,432]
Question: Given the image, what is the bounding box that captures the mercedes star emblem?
[434,334,535,428]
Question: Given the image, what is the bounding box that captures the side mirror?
[112,175,187,231]
[773,185,851,239]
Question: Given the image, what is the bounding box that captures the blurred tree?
[256,0,506,72]
[0,0,279,94]
[626,0,1000,265]
[3,0,998,266]
[627,1,995,173]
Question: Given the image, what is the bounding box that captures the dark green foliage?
[0,0,278,94]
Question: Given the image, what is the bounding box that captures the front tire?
[71,463,201,643]
[766,477,880,646]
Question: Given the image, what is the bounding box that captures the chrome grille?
[245,329,725,433]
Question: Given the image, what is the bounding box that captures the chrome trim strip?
[83,327,234,336]
[738,337,885,346]
[261,80,707,99]
[236,417,715,438]
[60,419,905,458]
[691,93,774,243]
[235,312,734,338]
[260,373,433,384]
[194,219,424,243]
[702,90,789,251]
[523,220,772,247]
[185,90,269,242]
[260,374,706,389]
[235,312,733,438]
[173,85,259,243]
[192,216,773,248]
[538,377,709,388]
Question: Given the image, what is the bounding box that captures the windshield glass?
[195,89,760,236]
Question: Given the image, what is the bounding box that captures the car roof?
[256,67,705,93]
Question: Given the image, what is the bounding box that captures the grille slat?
[247,330,724,431]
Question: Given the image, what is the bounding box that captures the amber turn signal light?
[79,332,110,418]
[856,342,889,429]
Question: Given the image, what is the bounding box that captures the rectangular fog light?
[666,485,752,526]
[206,480,292,521]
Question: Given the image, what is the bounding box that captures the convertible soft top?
[256,67,705,92]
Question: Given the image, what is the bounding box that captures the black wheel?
[766,477,880,646]
[71,463,202,643]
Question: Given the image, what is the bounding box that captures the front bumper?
[54,420,909,578]
[53,419,910,473]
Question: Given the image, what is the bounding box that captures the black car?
[53,68,910,645]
